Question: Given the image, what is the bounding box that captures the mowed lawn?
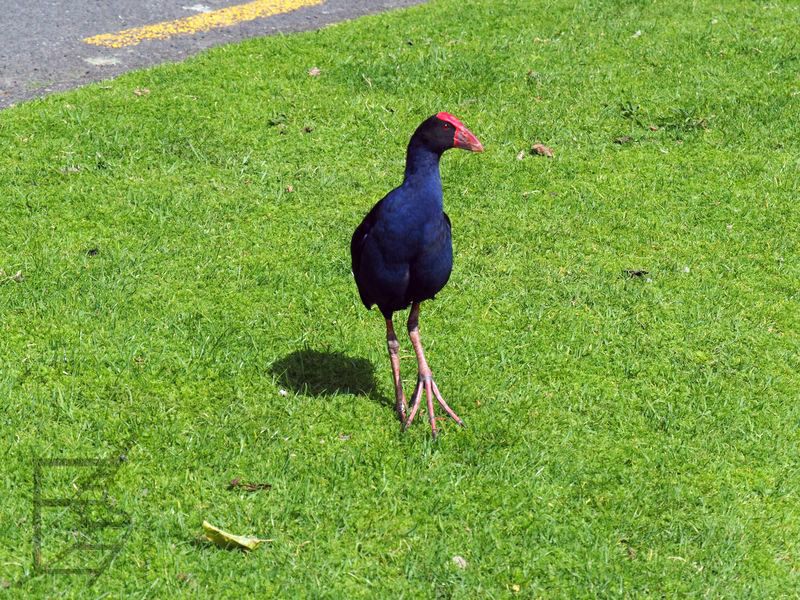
[2,0,799,596]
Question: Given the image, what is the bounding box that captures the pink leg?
[385,319,407,422]
[402,303,465,437]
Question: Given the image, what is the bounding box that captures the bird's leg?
[386,318,407,422]
[403,303,465,437]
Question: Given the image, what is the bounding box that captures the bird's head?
[413,112,484,154]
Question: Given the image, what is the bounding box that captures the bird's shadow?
[270,349,390,407]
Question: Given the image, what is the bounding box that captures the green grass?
[2,0,800,596]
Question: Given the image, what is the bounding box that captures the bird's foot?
[402,374,465,438]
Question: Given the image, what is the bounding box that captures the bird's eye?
[442,123,451,129]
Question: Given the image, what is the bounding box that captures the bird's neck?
[403,140,443,204]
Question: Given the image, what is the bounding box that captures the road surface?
[0,0,428,109]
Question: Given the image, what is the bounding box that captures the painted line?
[83,0,324,48]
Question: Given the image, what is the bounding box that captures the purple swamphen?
[350,112,483,437]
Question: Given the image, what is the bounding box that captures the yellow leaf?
[202,521,270,551]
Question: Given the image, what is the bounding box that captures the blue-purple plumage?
[351,117,457,318]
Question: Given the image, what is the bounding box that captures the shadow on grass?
[270,349,389,407]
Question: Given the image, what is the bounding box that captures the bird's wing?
[350,196,386,276]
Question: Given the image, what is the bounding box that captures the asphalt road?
[0,0,428,109]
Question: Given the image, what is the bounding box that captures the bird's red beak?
[454,126,484,153]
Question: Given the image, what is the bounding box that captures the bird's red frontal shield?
[437,111,484,152]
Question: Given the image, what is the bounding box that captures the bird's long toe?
[431,380,465,428]
[403,378,424,430]
[402,374,464,437]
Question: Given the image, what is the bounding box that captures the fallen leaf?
[285,185,294,193]
[202,521,270,551]
[228,478,272,492]
[531,143,553,157]
[511,584,521,593]
[338,434,351,441]
[308,67,321,76]
[176,572,193,583]
[9,270,24,283]
[632,30,642,38]
[452,555,468,569]
[60,165,81,174]
[648,124,659,131]
[133,88,150,96]
[614,136,633,144]
[516,150,526,160]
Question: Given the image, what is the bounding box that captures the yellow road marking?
[83,0,323,48]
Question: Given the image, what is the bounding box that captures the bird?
[350,112,484,437]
